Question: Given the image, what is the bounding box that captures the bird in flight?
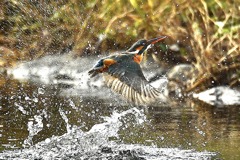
[88,36,167,105]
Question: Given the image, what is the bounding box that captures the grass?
[0,0,239,92]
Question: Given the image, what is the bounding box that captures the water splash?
[24,115,44,147]
[0,107,217,159]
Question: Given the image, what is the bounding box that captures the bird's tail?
[103,74,167,105]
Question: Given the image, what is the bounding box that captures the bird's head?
[127,36,167,55]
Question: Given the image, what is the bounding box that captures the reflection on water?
[0,78,240,159]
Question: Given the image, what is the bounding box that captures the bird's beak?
[147,36,167,45]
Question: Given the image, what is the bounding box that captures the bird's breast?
[133,54,143,64]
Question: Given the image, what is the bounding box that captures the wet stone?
[101,146,113,153]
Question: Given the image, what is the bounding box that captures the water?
[0,78,240,159]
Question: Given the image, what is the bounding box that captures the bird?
[88,36,167,105]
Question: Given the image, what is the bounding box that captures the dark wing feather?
[103,58,161,104]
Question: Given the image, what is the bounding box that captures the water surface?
[0,77,240,159]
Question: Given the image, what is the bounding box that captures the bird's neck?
[137,45,151,55]
[133,54,143,64]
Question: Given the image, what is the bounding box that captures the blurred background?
[0,0,240,91]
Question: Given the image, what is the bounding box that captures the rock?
[193,86,240,106]
[166,64,196,99]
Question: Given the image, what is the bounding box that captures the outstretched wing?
[103,58,161,104]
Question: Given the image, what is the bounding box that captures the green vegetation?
[0,0,239,92]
